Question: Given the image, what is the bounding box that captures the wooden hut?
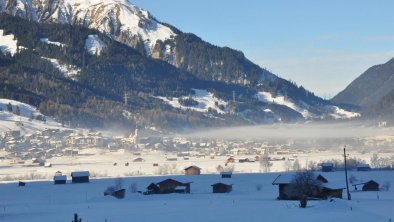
[212,183,232,193]
[272,174,344,200]
[71,171,90,183]
[357,163,371,171]
[156,179,191,194]
[362,180,380,191]
[321,162,334,172]
[54,175,67,184]
[112,189,126,199]
[184,166,201,175]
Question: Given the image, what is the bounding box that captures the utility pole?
[344,146,351,200]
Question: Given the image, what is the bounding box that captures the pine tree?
[72,213,82,222]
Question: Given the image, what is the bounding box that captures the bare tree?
[292,159,301,171]
[260,153,273,172]
[114,178,123,190]
[283,160,292,172]
[285,171,321,200]
[381,181,391,191]
[129,182,138,193]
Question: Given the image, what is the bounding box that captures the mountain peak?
[2,0,176,55]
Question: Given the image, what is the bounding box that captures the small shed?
[184,165,201,175]
[54,175,67,184]
[357,163,371,171]
[212,183,232,193]
[71,171,90,183]
[362,180,380,191]
[221,171,232,178]
[321,162,334,172]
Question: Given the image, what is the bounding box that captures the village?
[0,127,393,181]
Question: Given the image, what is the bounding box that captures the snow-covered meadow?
[0,171,393,222]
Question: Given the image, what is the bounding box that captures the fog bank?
[184,122,393,140]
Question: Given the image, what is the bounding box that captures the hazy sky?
[131,0,394,98]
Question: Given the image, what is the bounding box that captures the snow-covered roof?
[321,162,334,167]
[54,175,67,181]
[184,165,201,170]
[272,174,294,185]
[272,173,345,189]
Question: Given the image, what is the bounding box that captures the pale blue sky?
[131,0,394,98]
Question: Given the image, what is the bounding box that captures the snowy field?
[0,148,384,180]
[0,171,393,222]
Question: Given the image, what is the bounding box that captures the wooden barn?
[54,174,67,184]
[272,174,344,200]
[184,165,201,175]
[321,162,334,172]
[357,163,371,171]
[212,183,232,193]
[362,180,380,191]
[156,179,191,194]
[353,180,380,191]
[71,171,90,183]
[221,171,232,178]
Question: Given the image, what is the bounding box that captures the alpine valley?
[0,0,361,131]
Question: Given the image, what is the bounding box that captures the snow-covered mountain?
[0,2,361,130]
[1,0,176,56]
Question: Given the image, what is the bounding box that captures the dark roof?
[352,180,380,186]
[184,165,201,170]
[316,174,328,183]
[147,183,159,190]
[157,179,191,186]
[211,183,232,187]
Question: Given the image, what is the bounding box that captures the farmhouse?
[212,183,232,193]
[184,165,201,175]
[71,171,90,183]
[272,174,344,200]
